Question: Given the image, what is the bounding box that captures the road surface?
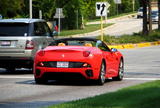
[69,17,158,37]
[0,45,160,108]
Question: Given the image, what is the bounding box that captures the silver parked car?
[0,18,54,71]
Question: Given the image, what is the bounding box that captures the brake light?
[83,51,91,57]
[83,63,91,67]
[37,50,45,56]
[37,62,44,67]
[25,40,34,49]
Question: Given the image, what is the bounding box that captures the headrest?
[84,43,92,47]
[58,43,66,46]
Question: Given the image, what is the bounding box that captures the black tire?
[97,62,106,85]
[113,59,124,81]
[35,77,47,84]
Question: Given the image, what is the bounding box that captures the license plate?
[57,62,69,68]
[0,41,11,46]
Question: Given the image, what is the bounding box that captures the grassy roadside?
[87,12,136,22]
[97,30,160,45]
[59,12,136,36]
[59,23,113,36]
[47,80,160,108]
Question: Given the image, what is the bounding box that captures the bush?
[98,30,160,45]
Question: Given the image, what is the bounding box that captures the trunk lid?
[40,46,93,61]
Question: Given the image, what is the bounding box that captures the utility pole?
[29,0,32,19]
[132,0,135,12]
[158,0,160,30]
[142,0,149,35]
[76,10,79,29]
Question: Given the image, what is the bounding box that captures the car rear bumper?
[0,57,33,68]
[34,67,100,80]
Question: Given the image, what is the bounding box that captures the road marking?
[0,75,160,81]
[124,78,160,81]
[0,75,34,79]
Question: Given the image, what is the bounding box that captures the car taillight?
[83,51,91,57]
[37,62,44,67]
[83,63,91,67]
[37,50,45,56]
[25,40,34,49]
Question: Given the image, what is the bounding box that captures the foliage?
[32,0,56,20]
[0,0,140,29]
[0,0,24,18]
[62,0,83,29]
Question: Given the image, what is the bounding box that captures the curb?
[108,41,160,49]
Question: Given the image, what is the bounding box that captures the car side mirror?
[111,48,118,52]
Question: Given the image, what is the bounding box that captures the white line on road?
[0,75,34,79]
[0,75,160,81]
[124,78,160,81]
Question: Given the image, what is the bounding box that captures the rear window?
[0,23,29,36]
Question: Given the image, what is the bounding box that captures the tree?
[142,0,149,35]
[0,0,140,30]
[31,0,56,19]
[158,0,160,29]
[0,0,24,18]
[62,0,83,29]
[148,0,152,33]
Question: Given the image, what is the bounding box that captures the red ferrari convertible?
[34,38,124,85]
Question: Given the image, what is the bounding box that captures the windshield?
[152,11,158,15]
[0,23,29,36]
[50,40,97,47]
[138,8,143,12]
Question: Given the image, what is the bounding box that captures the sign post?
[29,0,32,19]
[114,0,122,15]
[54,8,65,35]
[96,2,110,41]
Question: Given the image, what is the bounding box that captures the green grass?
[59,23,113,36]
[97,30,160,45]
[47,80,160,108]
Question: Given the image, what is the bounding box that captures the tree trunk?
[148,0,152,33]
[142,0,149,35]
[158,0,160,29]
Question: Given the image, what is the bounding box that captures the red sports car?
[34,38,124,85]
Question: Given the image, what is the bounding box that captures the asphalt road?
[0,45,160,108]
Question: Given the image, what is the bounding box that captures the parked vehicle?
[151,11,158,22]
[137,7,143,18]
[34,38,124,85]
[0,18,54,71]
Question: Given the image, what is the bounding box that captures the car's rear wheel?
[35,77,47,84]
[97,62,106,85]
[113,59,124,81]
